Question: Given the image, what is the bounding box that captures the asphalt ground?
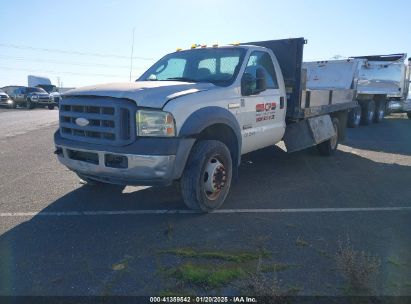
[0,108,410,297]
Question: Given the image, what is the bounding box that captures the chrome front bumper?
[56,145,176,186]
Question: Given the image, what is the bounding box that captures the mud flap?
[283,115,336,153]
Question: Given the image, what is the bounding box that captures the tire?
[26,99,34,109]
[373,101,385,123]
[77,174,125,192]
[48,105,55,110]
[407,112,411,119]
[347,105,361,128]
[180,140,232,212]
[317,117,339,156]
[360,100,375,125]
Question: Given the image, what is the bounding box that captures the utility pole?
[129,27,135,82]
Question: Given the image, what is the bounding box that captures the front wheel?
[317,117,340,156]
[26,99,34,109]
[48,105,55,110]
[180,140,232,212]
[407,112,411,119]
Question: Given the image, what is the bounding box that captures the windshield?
[38,85,58,93]
[138,47,246,86]
[27,87,47,93]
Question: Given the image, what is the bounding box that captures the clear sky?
[0,0,409,88]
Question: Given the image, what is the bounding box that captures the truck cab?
[55,38,354,211]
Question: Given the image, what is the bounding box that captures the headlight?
[136,110,176,137]
[31,95,39,101]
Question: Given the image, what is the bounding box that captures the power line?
[0,65,131,78]
[0,55,148,69]
[0,43,155,61]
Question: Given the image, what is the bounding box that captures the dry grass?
[335,237,381,294]
[240,256,285,303]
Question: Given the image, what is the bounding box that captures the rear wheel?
[180,140,232,212]
[373,101,385,123]
[317,117,339,156]
[347,105,361,128]
[360,100,375,125]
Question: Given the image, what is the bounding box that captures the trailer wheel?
[317,118,339,156]
[180,140,232,212]
[373,101,385,123]
[360,100,375,125]
[347,105,361,128]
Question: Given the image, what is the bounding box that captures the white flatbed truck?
[54,38,357,211]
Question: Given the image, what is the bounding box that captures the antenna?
[129,28,135,82]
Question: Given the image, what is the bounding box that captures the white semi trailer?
[304,54,411,126]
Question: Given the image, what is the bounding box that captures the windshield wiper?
[165,77,202,83]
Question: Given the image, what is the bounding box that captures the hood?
[63,81,216,108]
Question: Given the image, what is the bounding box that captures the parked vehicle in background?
[36,84,61,106]
[1,85,24,97]
[304,54,411,126]
[54,38,357,211]
[28,75,61,106]
[0,89,14,108]
[10,86,57,109]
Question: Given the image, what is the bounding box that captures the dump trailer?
[54,38,356,211]
[304,54,411,126]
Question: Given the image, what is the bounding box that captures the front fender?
[179,106,242,166]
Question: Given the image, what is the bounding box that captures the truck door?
[239,50,286,154]
[15,88,25,102]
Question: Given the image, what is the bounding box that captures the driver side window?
[245,51,278,89]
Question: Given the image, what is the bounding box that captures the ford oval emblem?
[75,117,89,127]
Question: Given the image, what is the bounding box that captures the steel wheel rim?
[203,155,227,201]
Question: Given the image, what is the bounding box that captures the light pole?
[129,27,135,82]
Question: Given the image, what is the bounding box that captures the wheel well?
[196,123,239,167]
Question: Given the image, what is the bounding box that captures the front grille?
[0,96,7,101]
[59,96,136,146]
